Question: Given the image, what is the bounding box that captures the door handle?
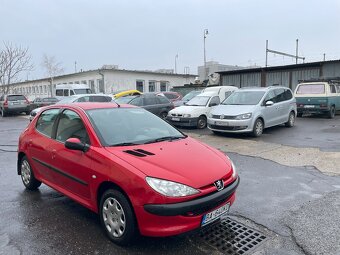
[51,149,56,159]
[28,139,32,147]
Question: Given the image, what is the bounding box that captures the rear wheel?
[99,189,137,246]
[20,156,41,190]
[197,115,207,129]
[285,111,295,127]
[328,106,335,119]
[252,118,263,137]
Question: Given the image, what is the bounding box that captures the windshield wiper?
[143,136,185,144]
[111,142,141,147]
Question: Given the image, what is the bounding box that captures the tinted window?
[274,89,286,102]
[165,93,177,99]
[36,109,60,137]
[284,89,293,100]
[76,96,90,102]
[7,95,26,101]
[158,96,170,104]
[56,110,89,144]
[63,90,69,96]
[330,85,337,93]
[130,97,143,106]
[90,96,111,102]
[263,90,277,104]
[56,90,63,96]
[74,89,92,94]
[70,90,75,96]
[145,97,159,105]
[209,96,220,106]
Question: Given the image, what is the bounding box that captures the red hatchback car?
[18,103,239,245]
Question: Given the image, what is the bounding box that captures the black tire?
[1,108,6,117]
[328,106,335,119]
[297,112,303,118]
[160,111,168,119]
[20,156,41,190]
[99,189,137,246]
[25,111,30,115]
[197,115,207,129]
[252,118,264,137]
[285,111,295,127]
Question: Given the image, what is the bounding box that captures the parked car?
[113,89,142,99]
[55,83,92,99]
[208,86,297,137]
[173,90,202,107]
[157,92,182,102]
[31,97,59,110]
[167,86,238,129]
[18,102,239,245]
[30,94,112,121]
[115,93,174,119]
[294,81,340,118]
[0,94,30,117]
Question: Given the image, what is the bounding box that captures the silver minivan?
[207,86,297,136]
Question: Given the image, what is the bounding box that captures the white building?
[8,66,196,100]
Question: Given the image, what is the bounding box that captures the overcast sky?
[1,0,340,79]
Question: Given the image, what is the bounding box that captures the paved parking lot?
[0,114,339,254]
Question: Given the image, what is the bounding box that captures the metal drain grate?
[198,217,267,254]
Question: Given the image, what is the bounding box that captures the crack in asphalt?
[285,224,309,255]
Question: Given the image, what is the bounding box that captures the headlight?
[182,114,191,118]
[226,155,237,179]
[146,177,199,197]
[235,113,252,120]
[208,112,213,118]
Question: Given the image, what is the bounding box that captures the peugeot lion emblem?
[214,180,224,191]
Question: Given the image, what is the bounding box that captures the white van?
[166,86,238,129]
[55,84,92,99]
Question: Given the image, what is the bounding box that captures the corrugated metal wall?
[322,62,340,77]
[240,73,261,87]
[221,74,241,87]
[291,68,320,90]
[266,71,290,87]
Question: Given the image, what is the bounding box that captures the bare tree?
[0,42,34,94]
[41,54,64,96]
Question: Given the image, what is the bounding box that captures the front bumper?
[207,118,253,133]
[166,116,199,127]
[297,106,330,114]
[137,176,239,237]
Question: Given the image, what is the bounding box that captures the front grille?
[170,113,183,117]
[211,114,237,120]
[209,125,248,131]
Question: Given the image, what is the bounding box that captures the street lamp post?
[175,54,178,74]
[203,29,209,80]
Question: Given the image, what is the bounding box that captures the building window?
[81,80,87,84]
[44,85,47,94]
[148,81,156,92]
[39,86,43,94]
[89,80,95,92]
[136,80,144,92]
[97,79,104,93]
[160,81,167,92]
[75,81,80,84]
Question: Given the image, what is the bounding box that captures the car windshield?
[8,95,26,101]
[74,89,92,94]
[115,96,137,104]
[86,108,186,146]
[182,91,201,101]
[296,84,325,94]
[57,96,78,104]
[222,91,265,105]
[186,96,210,106]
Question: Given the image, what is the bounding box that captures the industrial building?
[218,60,340,90]
[7,66,196,100]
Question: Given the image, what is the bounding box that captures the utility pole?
[323,53,326,61]
[203,29,209,80]
[265,39,305,67]
[74,61,77,73]
[175,54,178,74]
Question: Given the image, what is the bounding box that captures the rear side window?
[296,84,325,94]
[145,97,159,105]
[36,109,60,137]
[130,97,143,106]
[7,95,26,101]
[165,93,177,99]
[70,90,75,96]
[330,85,337,94]
[56,90,63,96]
[158,96,170,104]
[90,96,111,102]
[63,90,69,96]
[274,89,286,102]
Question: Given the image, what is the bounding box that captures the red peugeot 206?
[18,103,239,245]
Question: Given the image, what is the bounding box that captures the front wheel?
[328,106,335,119]
[160,112,168,119]
[197,116,207,129]
[20,156,41,190]
[99,189,137,246]
[285,112,295,127]
[252,119,264,137]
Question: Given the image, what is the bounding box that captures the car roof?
[238,86,289,91]
[49,102,135,111]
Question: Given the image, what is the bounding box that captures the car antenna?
[115,101,121,108]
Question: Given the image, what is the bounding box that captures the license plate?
[201,203,230,226]
[12,102,20,105]
[215,121,229,126]
[304,105,315,108]
[172,117,180,121]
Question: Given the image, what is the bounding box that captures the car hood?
[211,104,256,115]
[169,105,208,115]
[105,137,231,188]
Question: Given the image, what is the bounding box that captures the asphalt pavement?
[0,114,339,255]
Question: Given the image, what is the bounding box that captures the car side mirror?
[265,100,274,107]
[65,138,89,152]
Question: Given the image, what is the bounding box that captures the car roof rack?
[298,77,340,84]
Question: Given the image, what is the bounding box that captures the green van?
[294,81,340,118]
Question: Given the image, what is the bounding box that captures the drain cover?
[199,217,267,254]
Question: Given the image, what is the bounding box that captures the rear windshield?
[74,89,92,94]
[296,84,325,94]
[42,98,58,102]
[8,95,26,101]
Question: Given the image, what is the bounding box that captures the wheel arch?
[17,152,26,175]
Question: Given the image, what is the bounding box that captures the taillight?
[3,100,8,107]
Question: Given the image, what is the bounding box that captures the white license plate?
[214,121,229,126]
[201,203,230,226]
[304,105,315,108]
[172,117,180,121]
